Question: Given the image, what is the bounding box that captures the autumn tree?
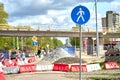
[0,3,8,24]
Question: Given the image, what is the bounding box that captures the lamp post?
[95,0,99,56]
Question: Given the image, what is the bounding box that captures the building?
[102,17,106,32]
[102,11,120,32]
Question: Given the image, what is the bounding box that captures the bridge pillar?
[99,37,104,56]
[87,37,93,55]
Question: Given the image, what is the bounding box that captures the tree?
[0,3,8,24]
[52,38,63,48]
[70,37,80,48]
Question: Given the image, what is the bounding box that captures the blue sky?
[0,0,120,43]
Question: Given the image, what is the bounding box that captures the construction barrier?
[86,64,101,72]
[82,65,87,72]
[3,66,19,74]
[36,65,53,71]
[10,60,18,66]
[70,64,87,72]
[103,62,119,69]
[28,57,36,63]
[0,62,3,68]
[52,63,69,72]
[17,58,25,65]
[19,64,36,73]
[0,73,6,80]
[2,60,12,67]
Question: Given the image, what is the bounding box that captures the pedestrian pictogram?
[71,5,90,25]
[76,8,85,22]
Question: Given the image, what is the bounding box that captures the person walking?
[21,50,26,61]
[37,48,41,58]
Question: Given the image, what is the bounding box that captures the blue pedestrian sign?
[71,5,90,25]
[32,41,38,46]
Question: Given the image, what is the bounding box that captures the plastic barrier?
[17,58,25,65]
[0,62,4,68]
[28,57,36,63]
[3,66,19,74]
[2,60,11,67]
[0,73,6,80]
[70,64,87,72]
[103,62,119,69]
[86,64,101,72]
[2,60,18,67]
[52,64,69,72]
[82,65,87,72]
[36,65,53,71]
[0,53,4,62]
[10,59,18,66]
[19,64,36,73]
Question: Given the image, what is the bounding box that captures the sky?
[0,0,120,43]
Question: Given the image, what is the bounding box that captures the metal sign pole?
[95,0,99,56]
[79,25,82,80]
[71,5,90,80]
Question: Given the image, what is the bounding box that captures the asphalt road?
[5,71,79,80]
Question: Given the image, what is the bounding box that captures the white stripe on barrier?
[3,66,19,74]
[86,63,101,72]
[17,59,25,65]
[0,62,3,68]
[36,65,53,71]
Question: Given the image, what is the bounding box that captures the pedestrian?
[10,50,17,60]
[37,48,41,58]
[21,50,26,61]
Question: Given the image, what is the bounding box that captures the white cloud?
[0,0,119,32]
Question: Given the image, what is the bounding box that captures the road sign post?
[71,5,90,80]
[32,36,38,52]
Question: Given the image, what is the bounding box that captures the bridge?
[0,29,120,38]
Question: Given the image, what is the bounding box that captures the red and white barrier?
[104,62,119,69]
[28,57,36,63]
[0,73,6,80]
[52,64,69,72]
[70,64,87,72]
[86,64,101,72]
[3,66,19,74]
[17,58,25,65]
[36,65,53,71]
[19,64,36,73]
[2,60,12,67]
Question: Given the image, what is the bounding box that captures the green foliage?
[0,8,8,24]
[24,37,32,46]
[37,37,63,49]
[70,37,80,48]
[0,37,13,49]
[0,37,64,50]
[52,37,63,48]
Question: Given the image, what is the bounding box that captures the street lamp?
[95,0,99,56]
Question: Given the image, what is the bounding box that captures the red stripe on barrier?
[28,57,36,63]
[2,60,18,67]
[2,60,11,67]
[70,64,87,72]
[19,64,36,73]
[52,64,69,72]
[82,65,87,72]
[11,59,18,66]
[0,73,6,80]
[104,62,119,69]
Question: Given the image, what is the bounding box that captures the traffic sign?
[71,5,90,25]
[32,36,37,41]
[32,41,38,46]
